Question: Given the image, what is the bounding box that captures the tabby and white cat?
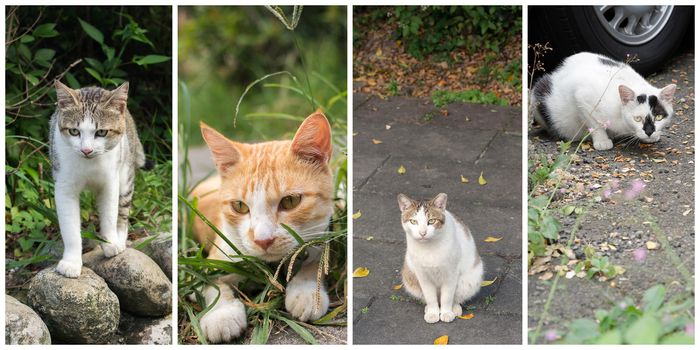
[51,81,147,278]
[398,193,483,323]
[531,52,676,150]
[191,111,334,343]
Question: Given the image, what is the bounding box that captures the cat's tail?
[531,74,555,133]
[135,139,154,171]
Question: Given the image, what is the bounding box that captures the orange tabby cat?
[191,111,334,343]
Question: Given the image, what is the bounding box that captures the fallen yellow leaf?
[352,267,369,278]
[478,171,487,185]
[457,313,475,320]
[397,165,406,175]
[484,236,503,243]
[434,335,449,345]
[392,283,402,290]
[366,236,374,241]
[481,277,497,286]
[352,210,362,219]
[460,175,469,183]
[646,241,659,250]
[372,139,383,145]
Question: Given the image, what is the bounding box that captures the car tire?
[529,6,692,75]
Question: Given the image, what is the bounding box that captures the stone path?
[352,94,522,344]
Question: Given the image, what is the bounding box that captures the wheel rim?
[594,5,674,46]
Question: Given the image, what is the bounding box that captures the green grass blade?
[281,223,305,245]
[273,315,318,344]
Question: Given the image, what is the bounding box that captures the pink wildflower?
[633,248,647,263]
[685,323,694,336]
[602,121,611,129]
[544,329,559,342]
[587,127,595,133]
[623,179,646,200]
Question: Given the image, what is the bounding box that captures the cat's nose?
[254,237,276,250]
[419,231,427,237]
[81,147,93,156]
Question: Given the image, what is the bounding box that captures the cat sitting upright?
[190,111,334,343]
[51,81,147,278]
[531,52,676,150]
[397,193,483,323]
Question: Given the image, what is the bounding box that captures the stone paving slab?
[353,94,522,344]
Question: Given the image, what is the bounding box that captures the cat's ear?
[659,84,676,103]
[105,82,129,114]
[55,80,80,109]
[397,193,415,212]
[291,110,332,165]
[430,193,448,211]
[618,85,636,104]
[201,122,240,174]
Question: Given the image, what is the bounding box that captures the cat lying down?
[531,52,676,150]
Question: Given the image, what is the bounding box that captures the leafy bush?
[388,6,521,59]
[5,6,172,277]
[431,89,508,107]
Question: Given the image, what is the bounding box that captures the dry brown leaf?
[372,139,383,145]
[457,313,475,320]
[392,283,402,290]
[352,267,370,278]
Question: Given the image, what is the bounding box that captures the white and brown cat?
[398,193,483,323]
[50,81,147,278]
[191,111,334,343]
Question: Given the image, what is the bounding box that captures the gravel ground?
[527,50,695,340]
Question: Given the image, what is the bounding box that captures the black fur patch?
[599,56,620,67]
[648,95,668,118]
[643,116,655,136]
[636,94,646,104]
[532,74,559,136]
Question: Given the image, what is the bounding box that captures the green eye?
[95,129,108,137]
[68,128,80,136]
[655,114,664,121]
[633,116,643,122]
[428,219,436,225]
[409,219,417,225]
[231,201,249,214]
[280,194,302,210]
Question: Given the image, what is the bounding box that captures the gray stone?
[132,233,172,279]
[119,312,172,345]
[27,267,120,344]
[5,295,51,344]
[83,247,171,317]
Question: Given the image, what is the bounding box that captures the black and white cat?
[531,52,676,150]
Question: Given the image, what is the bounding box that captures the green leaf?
[79,18,104,44]
[18,44,31,61]
[85,67,102,82]
[659,331,694,344]
[84,57,104,72]
[624,314,661,344]
[81,231,108,243]
[540,215,561,239]
[274,315,318,344]
[565,318,600,344]
[133,54,171,66]
[561,205,575,216]
[20,35,35,43]
[23,73,39,86]
[642,285,666,313]
[281,223,305,245]
[596,329,622,344]
[250,314,270,344]
[33,23,59,38]
[34,48,56,62]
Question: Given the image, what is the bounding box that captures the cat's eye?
[633,116,643,122]
[95,129,108,137]
[409,219,417,225]
[655,114,664,121]
[428,219,437,225]
[231,201,249,214]
[279,194,302,210]
[68,128,80,136]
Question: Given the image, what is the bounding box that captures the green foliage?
[5,6,172,277]
[560,285,694,344]
[178,6,346,145]
[431,89,508,108]
[573,245,625,280]
[387,6,521,59]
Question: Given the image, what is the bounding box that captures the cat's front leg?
[439,280,459,322]
[416,274,440,323]
[55,182,83,278]
[285,258,330,322]
[590,129,613,150]
[200,276,247,343]
[97,180,125,257]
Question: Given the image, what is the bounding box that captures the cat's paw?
[200,299,247,343]
[452,303,463,316]
[101,240,126,258]
[440,310,456,323]
[593,138,613,150]
[424,307,440,324]
[56,259,82,278]
[285,279,329,321]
